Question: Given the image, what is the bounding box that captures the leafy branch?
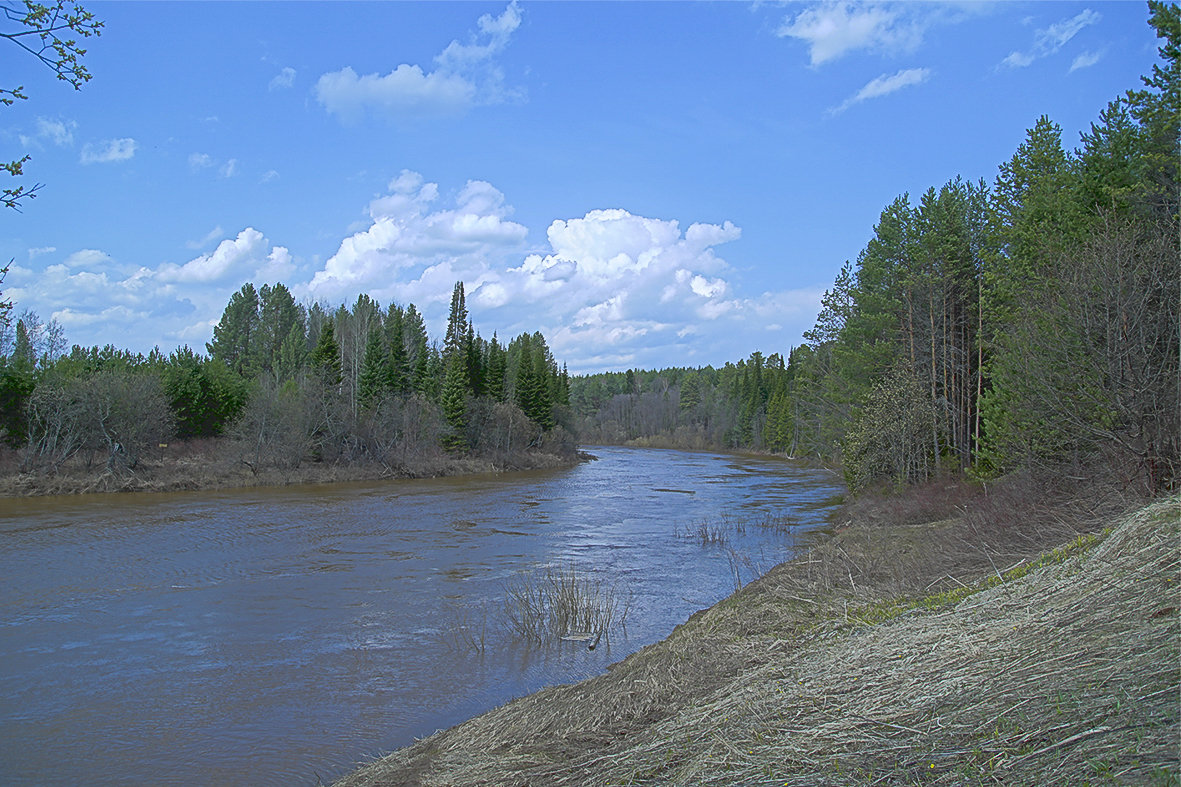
[2,0,102,212]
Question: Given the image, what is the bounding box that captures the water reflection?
[0,446,842,786]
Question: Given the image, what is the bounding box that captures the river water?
[0,446,842,785]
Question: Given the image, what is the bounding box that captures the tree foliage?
[572,5,1179,495]
[2,0,102,211]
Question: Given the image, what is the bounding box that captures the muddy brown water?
[0,446,843,785]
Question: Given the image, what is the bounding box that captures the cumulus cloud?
[778,2,924,65]
[830,67,931,114]
[306,170,527,302]
[268,66,296,90]
[156,228,289,285]
[80,138,137,164]
[11,228,298,352]
[486,207,828,371]
[62,249,113,268]
[1001,9,1099,69]
[14,176,826,370]
[315,1,522,122]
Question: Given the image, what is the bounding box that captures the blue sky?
[1,1,1162,373]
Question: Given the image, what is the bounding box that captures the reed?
[504,564,631,645]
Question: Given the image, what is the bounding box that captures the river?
[0,446,843,785]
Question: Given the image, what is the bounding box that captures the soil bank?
[0,444,588,498]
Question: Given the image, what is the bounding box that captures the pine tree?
[207,283,261,378]
[257,283,303,378]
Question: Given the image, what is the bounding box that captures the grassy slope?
[334,483,1180,786]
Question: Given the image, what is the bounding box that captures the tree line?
[573,2,1179,496]
[0,281,574,476]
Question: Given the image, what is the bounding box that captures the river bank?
[0,440,587,497]
[334,476,1179,786]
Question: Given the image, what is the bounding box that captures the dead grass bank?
[333,479,1179,786]
[0,441,585,497]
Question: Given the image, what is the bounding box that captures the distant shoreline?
[0,443,590,498]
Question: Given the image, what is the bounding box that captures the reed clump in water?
[504,564,632,645]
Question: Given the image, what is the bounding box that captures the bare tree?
[991,213,1179,492]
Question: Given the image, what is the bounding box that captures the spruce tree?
[486,333,506,402]
[358,326,389,409]
[384,304,410,394]
[310,319,342,386]
[441,351,469,451]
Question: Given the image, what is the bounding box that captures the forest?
[0,279,576,487]
[572,2,1179,498]
[0,3,1177,498]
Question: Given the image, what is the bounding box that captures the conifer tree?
[358,326,389,409]
[486,333,506,402]
[384,305,410,395]
[207,283,261,378]
[310,319,342,386]
[257,283,302,378]
[276,322,307,383]
[441,350,469,451]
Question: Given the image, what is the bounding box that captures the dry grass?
[333,484,1179,787]
[0,440,580,497]
[504,564,632,645]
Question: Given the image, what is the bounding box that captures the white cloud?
[80,138,137,164]
[62,249,113,268]
[19,117,77,149]
[269,66,296,90]
[189,153,240,179]
[27,246,56,259]
[315,1,522,122]
[1001,50,1035,69]
[1039,9,1100,52]
[157,228,274,284]
[12,175,828,370]
[830,67,931,114]
[1070,50,1103,72]
[188,152,214,171]
[778,2,923,66]
[186,226,225,250]
[12,228,298,353]
[306,170,527,302]
[1001,9,1100,69]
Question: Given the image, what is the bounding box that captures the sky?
[0,1,1163,374]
